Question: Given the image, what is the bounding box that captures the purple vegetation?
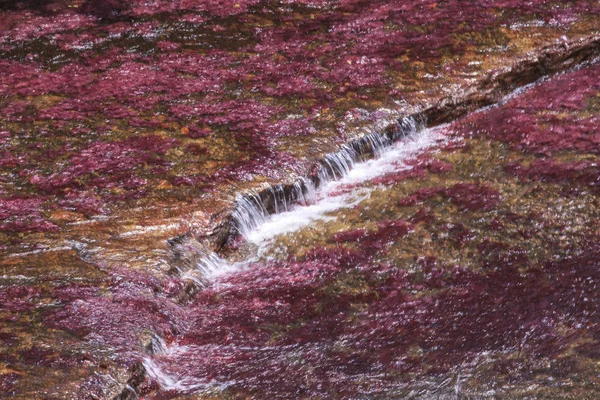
[371,156,452,186]
[111,235,600,398]
[0,0,597,235]
[30,135,175,202]
[442,183,501,211]
[454,63,600,156]
[0,373,19,394]
[506,159,600,190]
[3,1,600,398]
[0,285,42,312]
[80,0,130,19]
[332,218,412,252]
[47,270,182,363]
[0,197,58,233]
[398,183,501,211]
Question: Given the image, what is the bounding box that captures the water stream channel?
[138,62,600,397]
[2,1,600,398]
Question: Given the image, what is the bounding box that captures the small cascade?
[144,116,447,395]
[142,358,187,392]
[231,179,317,238]
[178,252,234,288]
[362,132,391,157]
[196,252,231,279]
[390,115,420,141]
[168,115,426,308]
[246,124,441,245]
[231,194,269,238]
[169,237,233,284]
[311,116,421,187]
[151,334,167,355]
[231,115,423,242]
[294,177,317,206]
[269,185,288,214]
[318,144,358,183]
[143,344,214,393]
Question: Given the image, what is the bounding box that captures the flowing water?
[190,117,440,282]
[232,117,425,248]
[139,63,600,398]
[2,2,600,397]
[246,125,442,251]
[143,121,451,394]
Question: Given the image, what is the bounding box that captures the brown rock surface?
[1,1,600,397]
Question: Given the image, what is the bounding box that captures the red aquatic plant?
[398,183,500,211]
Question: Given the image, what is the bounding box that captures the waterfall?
[231,178,317,238]
[246,124,442,246]
[151,334,167,355]
[196,252,230,279]
[230,194,269,239]
[231,115,423,243]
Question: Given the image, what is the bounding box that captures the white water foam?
[231,178,318,239]
[185,124,443,286]
[179,251,239,286]
[143,357,209,393]
[230,117,419,239]
[246,126,444,247]
[196,252,236,279]
[145,125,446,393]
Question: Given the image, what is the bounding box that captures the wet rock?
[128,61,600,398]
[2,0,600,398]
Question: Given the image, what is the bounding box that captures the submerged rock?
[136,61,600,398]
[1,0,600,398]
